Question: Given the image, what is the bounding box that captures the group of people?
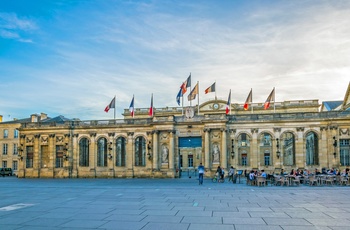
[284,167,349,177]
[197,164,236,185]
[197,165,350,185]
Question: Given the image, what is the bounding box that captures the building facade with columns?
[15,83,350,178]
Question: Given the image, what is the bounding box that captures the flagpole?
[273,87,276,113]
[251,89,253,114]
[114,95,116,120]
[190,73,192,108]
[197,81,200,115]
[230,89,232,115]
[182,95,184,115]
[215,80,217,100]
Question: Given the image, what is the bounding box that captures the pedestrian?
[198,163,205,185]
[228,166,234,182]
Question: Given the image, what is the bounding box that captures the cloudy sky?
[1,0,349,121]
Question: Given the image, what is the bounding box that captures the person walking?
[228,166,235,182]
[198,163,205,185]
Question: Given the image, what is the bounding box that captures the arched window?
[135,136,146,166]
[306,132,319,165]
[79,138,89,167]
[97,137,107,167]
[259,132,272,166]
[282,132,295,166]
[238,133,249,166]
[116,137,126,167]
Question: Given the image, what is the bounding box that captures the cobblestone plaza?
[1,177,350,230]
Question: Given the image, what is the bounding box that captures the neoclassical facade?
[15,84,350,178]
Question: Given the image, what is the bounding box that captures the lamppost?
[333,136,337,158]
[231,139,235,159]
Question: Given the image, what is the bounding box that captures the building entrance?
[177,137,202,178]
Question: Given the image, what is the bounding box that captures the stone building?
[13,83,350,178]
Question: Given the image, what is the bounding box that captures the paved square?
[0,177,349,230]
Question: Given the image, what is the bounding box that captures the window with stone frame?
[116,137,126,167]
[13,143,18,155]
[55,145,64,168]
[79,138,89,167]
[26,146,34,168]
[3,143,8,155]
[3,129,8,138]
[340,139,350,166]
[97,137,107,167]
[14,129,19,138]
[13,161,18,170]
[241,153,247,166]
[135,136,146,166]
[306,131,319,165]
[282,132,295,166]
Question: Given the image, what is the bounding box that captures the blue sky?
[1,0,350,121]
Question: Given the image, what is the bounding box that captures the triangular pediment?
[342,82,350,110]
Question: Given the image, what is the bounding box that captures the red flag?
[264,88,275,110]
[104,97,115,112]
[149,94,153,117]
[205,82,215,94]
[243,89,252,110]
[226,90,231,115]
[181,73,191,95]
[129,95,135,117]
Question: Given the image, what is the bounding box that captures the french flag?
[129,95,135,117]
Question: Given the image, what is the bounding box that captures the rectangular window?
[13,143,18,155]
[3,143,8,155]
[26,146,34,168]
[13,161,18,171]
[180,155,183,168]
[14,129,19,138]
[241,154,247,166]
[3,129,8,138]
[2,161,7,168]
[340,139,350,166]
[264,153,270,166]
[188,155,193,168]
[56,145,64,168]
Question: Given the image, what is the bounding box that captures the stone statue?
[162,145,169,163]
[212,143,220,163]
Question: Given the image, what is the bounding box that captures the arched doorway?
[178,136,202,178]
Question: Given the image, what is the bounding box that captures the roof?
[1,115,71,124]
[322,101,343,111]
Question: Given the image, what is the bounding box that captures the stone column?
[295,127,304,169]
[89,133,97,177]
[72,133,79,178]
[204,128,210,170]
[320,126,328,168]
[48,134,55,177]
[250,129,258,169]
[169,131,175,171]
[126,132,134,178]
[221,129,227,169]
[33,134,40,178]
[153,131,159,170]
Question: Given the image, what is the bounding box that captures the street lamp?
[276,138,280,158]
[231,139,235,159]
[333,136,337,158]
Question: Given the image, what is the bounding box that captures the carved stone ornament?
[160,132,168,140]
[26,137,34,144]
[56,136,64,143]
[41,136,48,144]
[339,128,349,136]
[185,107,194,119]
